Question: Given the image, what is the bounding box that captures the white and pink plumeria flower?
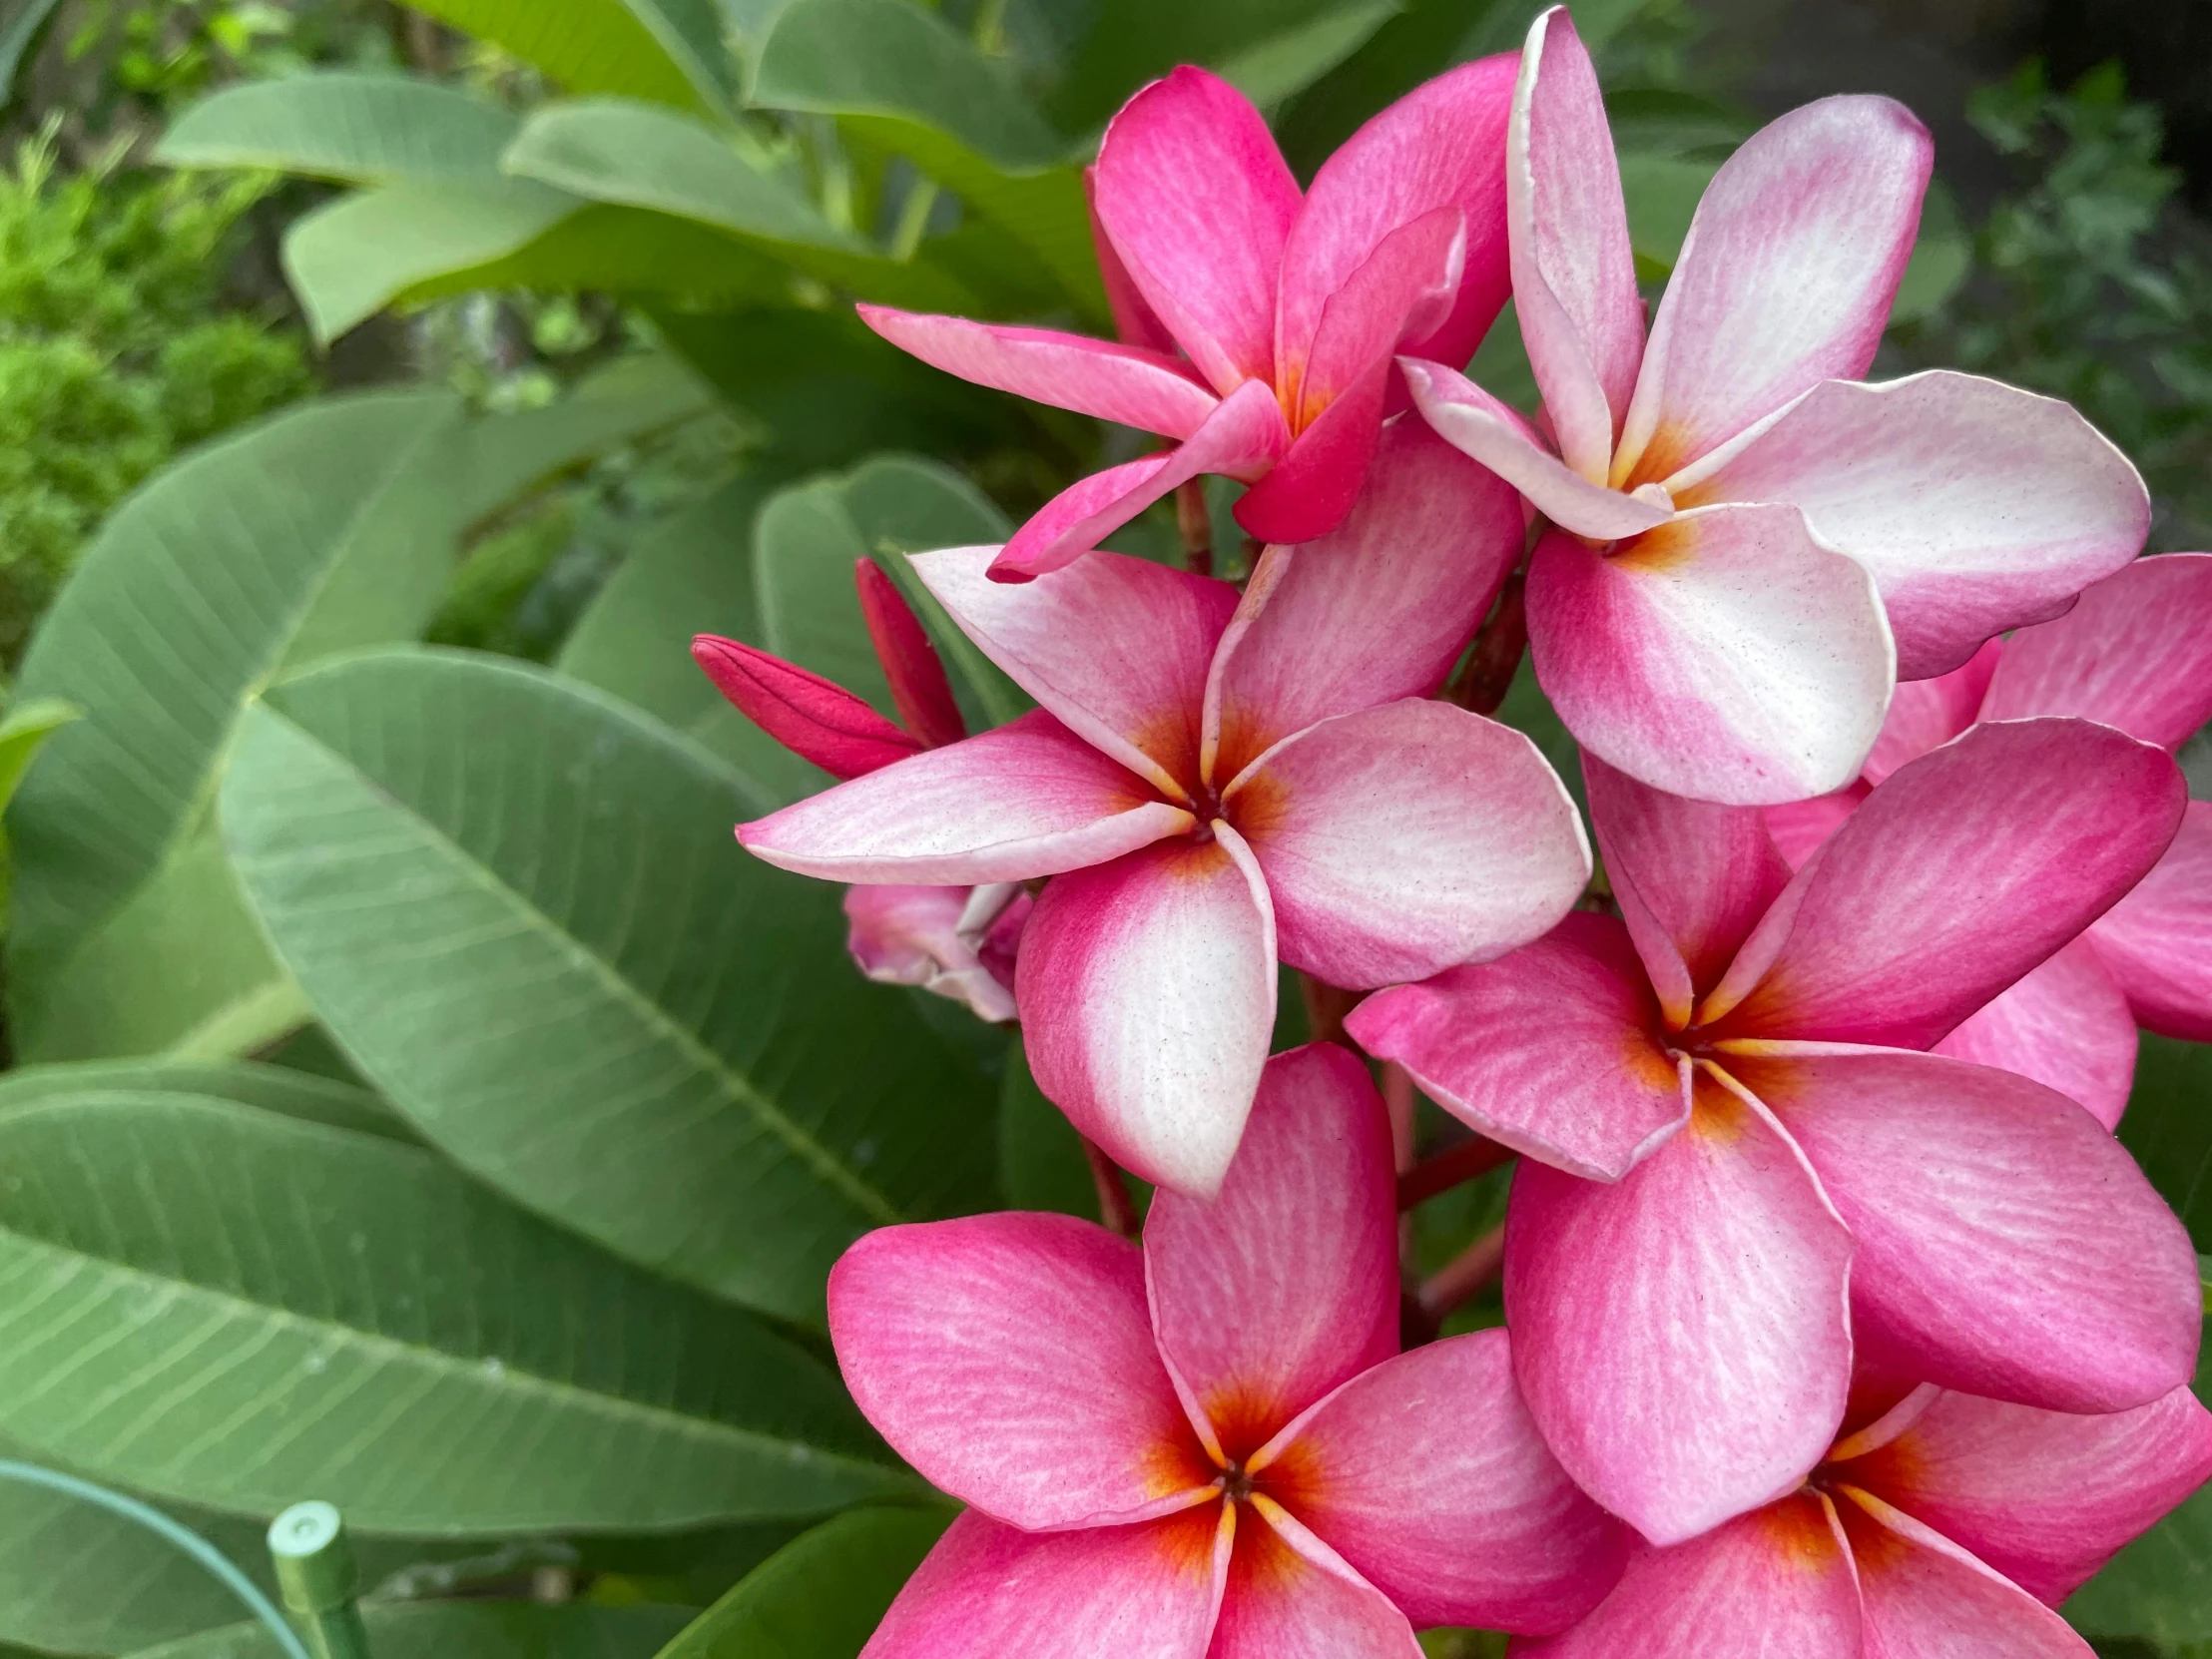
[1402,6,2150,806]
[738,423,1590,1196]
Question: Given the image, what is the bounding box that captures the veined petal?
[1836,1385,2212,1605]
[737,709,1190,884]
[1228,699,1589,989]
[1208,1499,1421,1659]
[1144,1044,1397,1462]
[1704,719,2186,1044]
[1864,638,2001,784]
[1017,829,1276,1199]
[829,1215,1214,1529]
[1346,912,1689,1183]
[1513,1494,1864,1659]
[1206,418,1521,781]
[1677,373,2149,679]
[1505,1072,1854,1545]
[2090,800,2212,1040]
[1257,1329,1627,1634]
[692,635,920,779]
[1093,67,1301,396]
[855,559,966,751]
[1290,206,1464,426]
[1724,1046,2202,1413]
[1613,95,1931,489]
[1508,6,1644,479]
[1762,784,1864,870]
[843,884,1017,1024]
[1233,355,1391,546]
[855,306,1220,438]
[1931,940,2136,1130]
[1980,553,2212,749]
[1087,165,1178,353]
[1833,1487,2093,1659]
[862,1506,1229,1659]
[1525,508,1894,807]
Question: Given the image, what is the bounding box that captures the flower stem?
[1174,478,1213,576]
[1415,1223,1505,1324]
[1445,571,1527,715]
[1299,972,1361,1047]
[1081,1135,1139,1238]
[1397,1133,1514,1211]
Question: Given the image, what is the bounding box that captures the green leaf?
[2064,1415,2212,1644]
[1890,180,1970,325]
[0,0,64,109]
[401,0,737,118]
[1617,151,1716,276]
[0,1089,909,1531]
[1047,0,1378,132]
[157,73,520,184]
[998,1034,1099,1220]
[0,1057,411,1142]
[130,1601,695,1659]
[0,697,77,812]
[221,648,998,1322]
[1212,0,1402,112]
[2120,1034,2212,1253]
[652,1507,950,1659]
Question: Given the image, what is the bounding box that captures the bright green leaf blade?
[1213,0,1401,111]
[156,73,519,184]
[131,1601,696,1659]
[2120,1034,2212,1251]
[0,1057,410,1141]
[1617,151,1716,275]
[652,1507,949,1659]
[221,648,998,1322]
[401,0,736,117]
[0,1090,909,1531]
[0,696,77,813]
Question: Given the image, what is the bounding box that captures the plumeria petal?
[1525,507,1894,806]
[1931,940,2136,1130]
[1833,1487,2093,1659]
[1676,373,2148,679]
[1762,784,1864,870]
[1508,6,1645,480]
[1513,1494,1865,1659]
[1235,357,1392,545]
[1290,206,1464,427]
[692,635,920,780]
[855,306,1220,439]
[1347,912,1690,1183]
[843,884,1017,1023]
[2091,800,2212,1040]
[862,1506,1229,1659]
[1093,66,1301,396]
[1505,1072,1854,1545]
[1837,1385,2212,1604]
[1703,719,2186,1044]
[1227,698,1590,989]
[1864,638,2001,783]
[1018,829,1276,1199]
[855,559,967,751]
[1723,1046,2202,1413]
[1087,165,1178,354]
[1208,1500,1422,1659]
[737,709,1190,884]
[1257,1329,1628,1634]
[829,1214,1214,1529]
[1613,95,1931,489]
[1144,1044,1397,1461]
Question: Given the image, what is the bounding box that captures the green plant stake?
[269,1501,373,1659]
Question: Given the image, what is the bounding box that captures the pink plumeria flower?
[830,1045,1628,1659]
[1349,716,2201,1545]
[841,882,1028,1024]
[740,424,1589,1196]
[1402,6,2149,806]
[860,57,1520,579]
[1764,552,2212,1128]
[1520,1375,2212,1659]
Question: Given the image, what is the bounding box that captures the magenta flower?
[1519,1376,2212,1659]
[739,424,1589,1195]
[859,56,1520,579]
[1348,717,2200,1544]
[1403,6,2148,805]
[830,1045,1627,1658]
[841,882,1027,1023]
[1765,553,2212,1127]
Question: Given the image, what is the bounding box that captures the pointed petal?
[1207,1500,1421,1659]
[1206,418,1522,781]
[1584,751,1791,1022]
[738,709,1191,884]
[692,635,920,779]
[1017,829,1276,1199]
[1724,1046,2202,1412]
[856,305,1220,438]
[829,1214,1214,1528]
[1087,165,1178,353]
[855,559,966,751]
[1678,373,2149,679]
[1931,939,2136,1130]
[1525,508,1895,806]
[1834,1487,2094,1659]
[843,884,1017,1023]
[1704,719,2187,1045]
[1347,912,1689,1183]
[1513,1494,1864,1659]
[1505,1072,1854,1545]
[1093,67,1301,396]
[1864,638,2002,783]
[1980,553,2212,749]
[1144,1045,1396,1461]
[1259,1328,1628,1634]
[1836,1385,2212,1604]
[2091,800,2212,1040]
[1401,358,1673,541]
[862,1506,1228,1659]
[1228,698,1590,989]
[1614,95,1931,488]
[1508,6,1644,479]
[910,545,1236,801]
[1233,354,1390,546]
[1287,206,1464,426]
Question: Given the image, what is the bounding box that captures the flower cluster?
[695,8,2212,1654]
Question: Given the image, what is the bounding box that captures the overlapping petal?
[692,636,920,779]
[1979,553,2212,747]
[1930,941,2136,1129]
[855,559,967,752]
[1863,639,1999,783]
[2091,801,2212,1040]
[843,884,1017,1023]
[1833,1488,2091,1659]
[1207,1502,1420,1659]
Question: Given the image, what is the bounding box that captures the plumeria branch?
[1080,1134,1141,1238]
[1416,1224,1506,1325]
[1398,1132,1516,1210]
[1173,477,1213,576]
[1445,568,1528,715]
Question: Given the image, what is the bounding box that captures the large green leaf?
[2121,1035,2212,1253]
[0,1089,909,1531]
[402,0,736,118]
[1047,0,1377,131]
[0,1057,409,1142]
[1212,0,1402,112]
[652,1507,949,1659]
[132,1602,694,1659]
[221,649,998,1322]
[157,73,519,183]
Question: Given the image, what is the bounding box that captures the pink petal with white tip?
[1833,1487,2093,1659]
[1207,1500,1421,1659]
[1931,940,2136,1129]
[2091,800,2212,1040]
[843,884,1016,1023]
